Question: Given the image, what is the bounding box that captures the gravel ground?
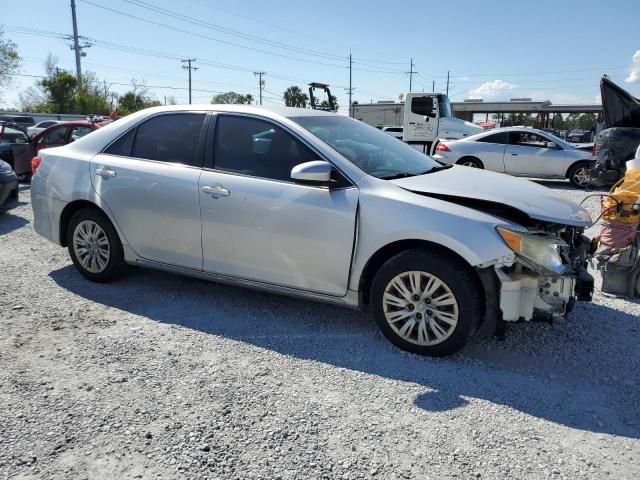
[1,182,639,480]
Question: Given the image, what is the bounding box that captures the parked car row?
[0,120,104,179]
[432,126,595,187]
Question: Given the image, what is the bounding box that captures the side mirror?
[291,160,332,186]
[546,141,557,149]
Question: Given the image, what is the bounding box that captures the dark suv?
[589,76,640,185]
[0,115,36,127]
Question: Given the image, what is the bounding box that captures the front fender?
[348,184,517,292]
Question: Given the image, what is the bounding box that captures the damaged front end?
[478,222,594,335]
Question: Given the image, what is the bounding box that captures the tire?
[67,208,126,282]
[456,157,483,169]
[370,249,484,357]
[567,161,591,188]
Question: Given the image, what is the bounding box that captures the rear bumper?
[31,191,67,245]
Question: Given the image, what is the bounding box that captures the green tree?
[75,72,112,115]
[117,80,161,115]
[319,95,339,111]
[283,86,308,107]
[0,28,20,91]
[211,91,254,104]
[551,113,565,130]
[577,113,596,131]
[40,70,78,113]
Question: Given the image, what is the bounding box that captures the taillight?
[436,143,450,152]
[593,143,600,156]
[31,156,42,175]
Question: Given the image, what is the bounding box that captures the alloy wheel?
[572,167,589,186]
[382,271,459,346]
[461,161,479,168]
[72,220,111,273]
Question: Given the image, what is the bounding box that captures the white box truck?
[353,93,483,154]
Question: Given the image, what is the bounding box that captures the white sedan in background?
[27,120,62,138]
[432,127,595,187]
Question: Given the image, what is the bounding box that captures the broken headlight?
[496,227,567,275]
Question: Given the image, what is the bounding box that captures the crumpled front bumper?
[496,265,593,322]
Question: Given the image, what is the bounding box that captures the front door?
[200,114,358,296]
[504,131,567,177]
[91,112,207,270]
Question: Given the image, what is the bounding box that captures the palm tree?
[283,86,308,108]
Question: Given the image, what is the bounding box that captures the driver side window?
[44,127,66,146]
[410,96,436,117]
[212,115,318,182]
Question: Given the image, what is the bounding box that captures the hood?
[600,76,640,128]
[390,166,592,227]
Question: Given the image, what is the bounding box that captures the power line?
[123,0,348,62]
[77,0,350,69]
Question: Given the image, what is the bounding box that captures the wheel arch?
[456,156,484,168]
[59,199,112,247]
[565,159,593,179]
[358,239,485,310]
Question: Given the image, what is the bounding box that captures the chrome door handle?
[96,167,116,178]
[202,184,230,198]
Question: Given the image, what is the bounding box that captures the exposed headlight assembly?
[496,227,567,274]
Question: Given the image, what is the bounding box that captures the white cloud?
[469,80,517,100]
[625,50,640,83]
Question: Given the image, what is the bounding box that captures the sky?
[1,0,639,112]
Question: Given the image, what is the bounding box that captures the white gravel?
[1,182,639,480]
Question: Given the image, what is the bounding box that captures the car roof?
[138,104,340,118]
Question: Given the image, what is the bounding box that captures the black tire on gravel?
[370,248,484,357]
[67,208,127,283]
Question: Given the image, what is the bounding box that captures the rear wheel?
[457,157,483,168]
[67,208,126,282]
[567,161,591,188]
[370,249,484,356]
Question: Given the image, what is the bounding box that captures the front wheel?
[370,249,484,356]
[567,162,591,188]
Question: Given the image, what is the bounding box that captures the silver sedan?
[433,127,595,187]
[31,106,593,356]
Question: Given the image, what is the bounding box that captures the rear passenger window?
[128,113,205,166]
[477,132,507,144]
[105,129,135,156]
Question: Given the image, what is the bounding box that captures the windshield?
[544,132,573,148]
[291,115,442,179]
[438,95,452,118]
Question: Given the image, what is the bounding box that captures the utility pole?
[432,80,435,92]
[182,59,198,104]
[69,0,91,85]
[404,58,416,92]
[254,72,265,105]
[344,52,355,117]
[446,70,450,96]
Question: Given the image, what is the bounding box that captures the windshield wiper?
[426,164,453,173]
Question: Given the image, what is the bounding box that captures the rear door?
[199,113,358,296]
[504,131,567,177]
[91,112,208,269]
[3,127,33,176]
